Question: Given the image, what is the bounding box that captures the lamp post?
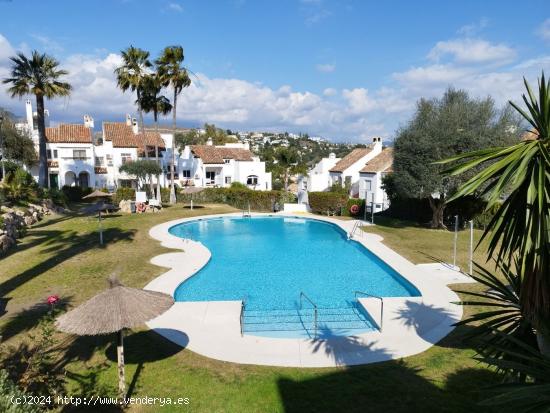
[0,114,5,183]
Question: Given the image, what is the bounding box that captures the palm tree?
[274,147,306,191]
[2,51,71,187]
[156,46,191,204]
[114,46,152,132]
[439,72,550,355]
[140,73,173,200]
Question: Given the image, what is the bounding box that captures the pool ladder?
[348,220,363,239]
[242,201,252,218]
[299,292,318,339]
[354,291,384,332]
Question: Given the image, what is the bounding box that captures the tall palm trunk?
[35,94,48,188]
[154,111,161,201]
[169,91,177,204]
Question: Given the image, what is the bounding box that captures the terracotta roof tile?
[103,122,165,149]
[329,147,373,173]
[46,124,92,143]
[190,145,253,164]
[360,148,393,173]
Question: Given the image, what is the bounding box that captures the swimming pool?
[170,216,420,338]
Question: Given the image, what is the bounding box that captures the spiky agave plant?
[478,332,550,412]
[438,72,550,354]
[454,260,537,380]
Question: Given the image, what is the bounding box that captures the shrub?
[179,188,297,212]
[473,202,501,230]
[41,188,67,207]
[0,370,42,413]
[345,198,365,217]
[230,182,248,190]
[61,186,92,202]
[2,168,39,203]
[308,192,348,215]
[112,187,136,205]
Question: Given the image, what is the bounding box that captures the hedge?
[308,192,348,215]
[61,185,93,202]
[112,187,136,204]
[179,188,296,212]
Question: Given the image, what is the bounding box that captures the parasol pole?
[99,208,103,245]
[117,329,126,399]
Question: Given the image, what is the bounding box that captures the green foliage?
[344,198,365,217]
[308,192,348,215]
[230,181,248,190]
[454,261,537,380]
[41,187,67,207]
[112,187,136,204]
[329,182,349,195]
[61,185,92,202]
[270,147,307,191]
[440,73,550,328]
[0,370,42,413]
[175,123,235,151]
[2,167,39,202]
[179,188,296,211]
[0,109,37,167]
[119,160,162,191]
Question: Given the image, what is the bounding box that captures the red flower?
[47,295,59,305]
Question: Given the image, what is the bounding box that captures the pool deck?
[145,212,474,367]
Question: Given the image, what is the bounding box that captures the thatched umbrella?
[180,186,204,210]
[56,278,174,398]
[83,190,113,245]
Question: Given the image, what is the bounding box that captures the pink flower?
[47,295,59,306]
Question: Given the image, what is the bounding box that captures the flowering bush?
[46,295,59,306]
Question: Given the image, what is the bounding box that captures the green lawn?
[0,206,500,412]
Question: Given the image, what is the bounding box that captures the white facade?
[178,141,272,190]
[328,138,383,197]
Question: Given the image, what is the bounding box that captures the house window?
[95,156,105,167]
[205,171,216,184]
[225,176,232,184]
[121,153,132,164]
[247,175,258,185]
[364,180,372,191]
[223,159,231,164]
[106,154,113,166]
[47,149,58,159]
[182,170,191,178]
[73,149,86,160]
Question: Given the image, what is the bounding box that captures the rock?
[119,200,132,213]
[24,216,35,226]
[0,234,15,253]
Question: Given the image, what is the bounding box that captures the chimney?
[25,100,33,130]
[44,109,50,127]
[206,137,213,146]
[372,137,382,146]
[83,115,94,128]
[132,118,139,134]
[126,114,132,126]
[329,152,336,159]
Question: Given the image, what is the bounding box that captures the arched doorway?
[78,171,90,188]
[64,171,76,187]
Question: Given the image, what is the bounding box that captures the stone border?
[145,212,468,367]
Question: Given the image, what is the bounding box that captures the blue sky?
[0,0,549,141]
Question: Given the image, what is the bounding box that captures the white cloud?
[29,34,64,53]
[316,63,335,73]
[0,32,548,142]
[166,2,183,13]
[537,18,550,42]
[457,18,489,36]
[428,38,516,65]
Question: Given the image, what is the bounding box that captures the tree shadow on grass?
[0,227,135,304]
[278,361,502,413]
[0,296,72,341]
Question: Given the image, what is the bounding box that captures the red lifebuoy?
[350,204,360,215]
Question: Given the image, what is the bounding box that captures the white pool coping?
[145,212,471,367]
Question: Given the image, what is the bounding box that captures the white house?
[178,139,272,190]
[358,147,393,211]
[328,137,383,196]
[297,137,393,211]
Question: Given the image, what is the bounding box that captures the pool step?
[242,306,376,336]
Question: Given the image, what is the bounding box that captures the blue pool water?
[170,216,420,338]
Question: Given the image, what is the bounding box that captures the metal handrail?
[354,290,384,332]
[240,297,246,336]
[348,220,363,239]
[299,292,318,338]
